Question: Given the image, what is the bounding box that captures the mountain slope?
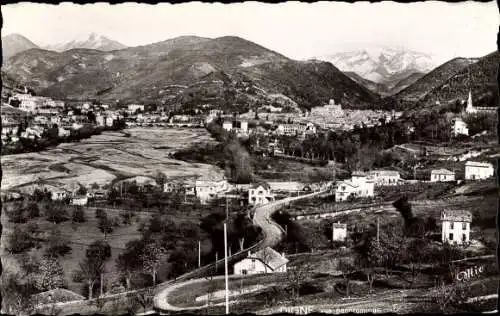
[416,51,498,108]
[377,52,497,111]
[43,33,127,52]
[2,33,39,60]
[320,48,436,84]
[3,36,379,110]
[394,57,479,101]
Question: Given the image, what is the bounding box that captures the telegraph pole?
[198,240,201,268]
[377,216,380,246]
[226,197,229,222]
[224,222,229,315]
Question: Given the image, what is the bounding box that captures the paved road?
[153,190,327,312]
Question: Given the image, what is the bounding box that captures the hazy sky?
[2,1,498,63]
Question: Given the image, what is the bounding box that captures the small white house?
[452,118,469,136]
[222,121,233,131]
[441,210,472,245]
[334,172,375,202]
[195,174,229,204]
[430,169,455,182]
[51,191,69,201]
[248,183,275,206]
[465,161,494,180]
[332,222,347,242]
[233,247,288,275]
[71,195,88,206]
[367,170,401,186]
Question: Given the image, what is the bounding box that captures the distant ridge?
[3,35,379,111]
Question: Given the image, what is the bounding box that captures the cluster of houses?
[430,160,495,182]
[1,92,125,145]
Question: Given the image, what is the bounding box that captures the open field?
[1,128,220,194]
[0,206,154,294]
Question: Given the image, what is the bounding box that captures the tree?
[286,255,312,301]
[78,241,111,299]
[1,273,36,315]
[117,239,144,289]
[26,202,40,219]
[155,171,167,188]
[72,206,86,223]
[45,226,72,257]
[77,185,88,196]
[34,257,65,291]
[140,242,166,286]
[45,203,69,224]
[98,213,114,239]
[8,226,36,253]
[338,257,356,297]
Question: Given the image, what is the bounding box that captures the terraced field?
[1,127,221,194]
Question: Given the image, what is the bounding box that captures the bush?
[8,227,35,253]
[72,207,86,223]
[95,208,105,219]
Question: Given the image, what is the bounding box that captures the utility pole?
[224,222,229,315]
[215,252,218,273]
[226,197,229,222]
[377,216,380,246]
[100,273,104,297]
[198,240,201,268]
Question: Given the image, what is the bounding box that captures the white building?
[332,222,347,242]
[367,170,401,186]
[276,122,316,136]
[195,174,229,204]
[452,118,469,136]
[51,190,69,201]
[334,172,375,202]
[233,247,288,275]
[71,195,88,206]
[465,161,494,180]
[430,169,455,182]
[310,99,343,117]
[96,115,105,126]
[222,121,233,131]
[128,104,145,113]
[441,210,472,245]
[58,127,71,137]
[248,183,275,206]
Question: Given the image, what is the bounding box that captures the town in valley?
[1,2,498,315]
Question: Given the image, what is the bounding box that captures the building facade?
[430,169,455,182]
[233,247,288,275]
[367,170,401,186]
[332,222,347,241]
[248,183,275,206]
[465,161,494,180]
[441,210,472,245]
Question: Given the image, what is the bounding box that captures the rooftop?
[465,161,494,167]
[441,210,472,222]
[247,247,288,270]
[431,169,455,175]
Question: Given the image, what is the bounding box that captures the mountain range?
[2,34,40,60]
[379,52,497,111]
[42,32,127,52]
[320,48,437,95]
[2,35,379,111]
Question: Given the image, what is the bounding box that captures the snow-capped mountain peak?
[43,33,127,52]
[319,48,437,83]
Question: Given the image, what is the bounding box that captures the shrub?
[72,207,86,223]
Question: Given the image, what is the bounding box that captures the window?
[449,233,454,241]
[462,234,466,242]
[449,222,454,229]
[462,222,467,230]
[341,186,346,191]
[242,269,247,275]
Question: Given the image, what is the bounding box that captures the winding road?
[153,190,328,312]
